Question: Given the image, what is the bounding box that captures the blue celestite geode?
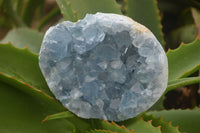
[39,13,168,121]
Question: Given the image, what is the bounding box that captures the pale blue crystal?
[39,13,168,121]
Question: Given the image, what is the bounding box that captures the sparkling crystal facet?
[39,13,168,121]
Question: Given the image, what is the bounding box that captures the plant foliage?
[0,0,200,132]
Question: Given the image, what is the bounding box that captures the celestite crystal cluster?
[39,13,168,121]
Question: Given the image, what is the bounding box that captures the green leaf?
[70,0,122,19]
[0,81,76,133]
[56,0,78,22]
[21,0,45,26]
[143,113,180,133]
[0,69,54,101]
[86,129,116,133]
[37,7,60,31]
[126,0,165,46]
[166,77,200,94]
[42,111,90,131]
[167,38,200,81]
[147,109,200,133]
[119,116,161,133]
[166,25,197,49]
[1,28,43,53]
[16,0,24,15]
[1,0,25,27]
[0,43,52,96]
[56,0,122,21]
[43,113,133,133]
[96,120,134,133]
[43,111,74,122]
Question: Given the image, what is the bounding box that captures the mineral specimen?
[39,13,168,121]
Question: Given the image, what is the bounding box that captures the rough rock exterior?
[39,13,168,121]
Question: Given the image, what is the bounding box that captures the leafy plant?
[1,0,200,132]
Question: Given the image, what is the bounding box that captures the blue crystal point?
[39,13,168,121]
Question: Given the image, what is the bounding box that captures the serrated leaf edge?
[147,109,200,133]
[143,113,181,133]
[104,120,135,133]
[87,129,116,133]
[56,0,78,21]
[140,116,162,132]
[6,41,39,56]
